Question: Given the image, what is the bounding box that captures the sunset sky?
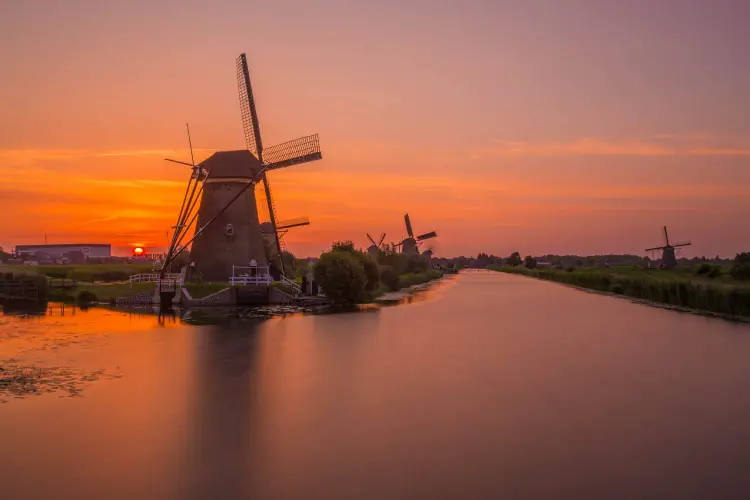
[1,0,748,258]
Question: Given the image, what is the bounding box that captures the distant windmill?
[396,213,437,256]
[366,232,387,256]
[159,53,322,281]
[645,226,691,269]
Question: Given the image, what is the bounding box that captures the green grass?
[398,269,444,289]
[185,283,230,299]
[491,265,750,318]
[48,283,155,303]
[0,263,152,282]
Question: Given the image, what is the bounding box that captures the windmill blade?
[237,53,263,159]
[367,233,377,246]
[378,233,386,246]
[404,214,414,238]
[645,245,666,252]
[416,231,437,241]
[672,241,692,248]
[663,226,670,246]
[263,134,322,171]
[277,217,310,230]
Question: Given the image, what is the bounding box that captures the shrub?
[697,263,712,275]
[524,255,537,269]
[76,290,98,306]
[730,264,750,281]
[610,284,624,295]
[379,265,400,291]
[360,254,381,291]
[314,251,367,305]
[707,266,722,279]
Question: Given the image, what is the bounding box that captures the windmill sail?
[263,135,322,171]
[416,231,437,241]
[404,214,414,238]
[237,53,263,159]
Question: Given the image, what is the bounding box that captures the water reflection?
[184,321,262,498]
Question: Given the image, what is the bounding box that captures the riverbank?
[490,266,750,319]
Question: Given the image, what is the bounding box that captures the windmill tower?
[365,232,387,257]
[397,213,437,257]
[159,53,322,282]
[645,226,691,269]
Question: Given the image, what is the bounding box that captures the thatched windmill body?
[645,226,691,269]
[397,213,437,257]
[160,53,322,282]
[365,232,387,257]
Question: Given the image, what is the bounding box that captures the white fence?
[129,273,182,287]
[229,274,273,285]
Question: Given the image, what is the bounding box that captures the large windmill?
[159,53,322,281]
[365,232,387,256]
[645,226,691,269]
[397,213,437,256]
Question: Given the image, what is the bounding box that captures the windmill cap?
[199,150,263,179]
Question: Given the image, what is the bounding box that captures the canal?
[2,272,750,499]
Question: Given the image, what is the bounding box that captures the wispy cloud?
[478,135,750,157]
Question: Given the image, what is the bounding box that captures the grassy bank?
[49,283,155,303]
[398,269,444,289]
[491,266,750,318]
[185,283,230,299]
[0,264,152,282]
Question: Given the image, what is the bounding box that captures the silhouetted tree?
[314,251,366,305]
[524,255,537,269]
[506,252,522,267]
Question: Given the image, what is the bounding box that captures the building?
[15,244,112,259]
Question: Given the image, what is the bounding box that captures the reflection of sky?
[1,0,748,257]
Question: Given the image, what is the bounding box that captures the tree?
[314,251,367,305]
[331,240,356,253]
[0,246,11,261]
[379,265,400,291]
[360,253,381,291]
[524,255,537,269]
[506,252,522,267]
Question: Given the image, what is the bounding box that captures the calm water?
[2,272,750,499]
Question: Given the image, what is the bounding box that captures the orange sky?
[1,1,748,257]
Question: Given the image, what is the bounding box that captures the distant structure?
[396,214,437,256]
[15,244,111,260]
[161,53,322,282]
[645,226,691,269]
[365,233,387,256]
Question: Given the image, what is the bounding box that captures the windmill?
[366,232,387,256]
[159,53,322,282]
[397,213,437,256]
[645,226,691,269]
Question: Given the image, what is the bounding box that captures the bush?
[314,251,367,305]
[524,255,537,269]
[76,290,98,306]
[730,264,750,281]
[707,266,722,279]
[697,263,712,275]
[360,254,381,291]
[379,265,400,291]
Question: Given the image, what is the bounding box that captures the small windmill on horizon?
[645,226,691,269]
[395,214,437,257]
[366,232,387,256]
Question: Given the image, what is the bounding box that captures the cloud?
[480,135,750,157]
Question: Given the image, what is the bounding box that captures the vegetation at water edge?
[490,264,750,318]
